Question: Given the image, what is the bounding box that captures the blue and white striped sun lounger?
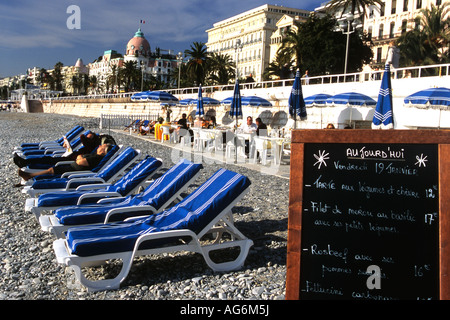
[15,125,84,151]
[22,146,141,197]
[53,168,252,291]
[17,129,90,157]
[26,156,162,219]
[21,144,122,182]
[40,159,203,238]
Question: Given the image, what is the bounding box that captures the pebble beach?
[0,112,289,301]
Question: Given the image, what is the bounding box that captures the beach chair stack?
[13,125,254,292]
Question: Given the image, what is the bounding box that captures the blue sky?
[0,0,324,78]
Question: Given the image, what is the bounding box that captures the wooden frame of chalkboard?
[286,129,450,300]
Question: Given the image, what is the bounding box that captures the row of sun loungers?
[16,125,254,292]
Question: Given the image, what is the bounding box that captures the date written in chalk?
[180,304,269,317]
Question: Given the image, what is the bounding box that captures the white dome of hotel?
[126,28,151,57]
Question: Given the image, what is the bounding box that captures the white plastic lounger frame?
[25,151,151,220]
[52,186,252,292]
[26,156,160,220]
[41,167,201,238]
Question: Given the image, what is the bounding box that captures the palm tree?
[397,3,450,66]
[88,76,98,95]
[53,62,64,92]
[419,3,450,62]
[184,42,209,86]
[278,27,303,72]
[397,30,432,66]
[71,75,81,95]
[326,0,384,18]
[207,52,235,85]
[263,53,293,80]
[122,61,139,92]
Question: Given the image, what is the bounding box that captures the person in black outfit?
[13,132,105,168]
[255,117,268,136]
[176,113,193,142]
[17,143,113,181]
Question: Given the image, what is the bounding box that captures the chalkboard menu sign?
[286,130,450,300]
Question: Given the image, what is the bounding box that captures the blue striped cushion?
[20,125,82,148]
[66,169,250,256]
[30,146,134,190]
[36,157,161,207]
[55,160,202,225]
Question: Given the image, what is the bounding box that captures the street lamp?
[176,52,183,90]
[338,13,362,75]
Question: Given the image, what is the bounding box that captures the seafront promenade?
[17,62,450,131]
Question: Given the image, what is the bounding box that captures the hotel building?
[205,4,311,82]
[316,0,448,70]
[365,0,447,68]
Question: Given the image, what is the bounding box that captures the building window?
[378,24,384,39]
[436,0,441,5]
[380,2,385,16]
[377,47,383,63]
[403,0,408,11]
[389,22,395,38]
[401,20,408,34]
[416,0,422,9]
[391,0,397,14]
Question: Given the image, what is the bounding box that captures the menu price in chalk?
[299,144,439,300]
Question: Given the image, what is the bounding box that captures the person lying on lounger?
[13,131,103,168]
[17,143,113,181]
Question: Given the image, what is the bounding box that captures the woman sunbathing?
[18,143,113,181]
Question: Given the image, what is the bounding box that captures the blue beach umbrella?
[221,95,271,107]
[145,91,179,103]
[130,92,146,101]
[404,87,450,108]
[196,85,204,117]
[220,96,233,105]
[326,92,376,106]
[230,80,242,163]
[327,92,375,127]
[289,70,307,128]
[178,98,195,106]
[191,96,220,106]
[304,93,332,106]
[230,80,242,120]
[241,96,272,107]
[372,64,394,129]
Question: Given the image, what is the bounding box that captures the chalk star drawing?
[415,153,428,167]
[313,150,329,169]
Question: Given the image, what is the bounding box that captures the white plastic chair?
[226,135,246,161]
[214,130,225,152]
[192,128,201,151]
[252,136,271,165]
[179,129,192,147]
[280,140,291,164]
[161,126,171,143]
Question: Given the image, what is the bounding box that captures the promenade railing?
[23,62,450,102]
[100,113,159,130]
